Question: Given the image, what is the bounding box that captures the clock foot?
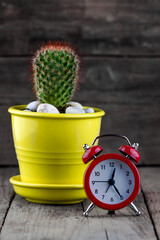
[129,202,141,216]
[83,202,94,217]
[108,210,115,215]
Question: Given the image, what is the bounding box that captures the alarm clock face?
[84,153,140,210]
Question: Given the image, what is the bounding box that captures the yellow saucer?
[10,175,87,204]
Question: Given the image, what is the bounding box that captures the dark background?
[0,0,160,165]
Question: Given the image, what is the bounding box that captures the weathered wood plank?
[139,167,160,239]
[0,168,18,231]
[1,56,160,93]
[0,195,89,240]
[1,0,160,55]
[0,168,18,186]
[0,187,157,239]
[82,192,157,240]
[84,101,160,166]
[0,56,159,165]
[0,106,18,165]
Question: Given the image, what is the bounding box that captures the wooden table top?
[0,167,159,240]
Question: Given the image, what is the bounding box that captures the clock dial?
[89,159,135,205]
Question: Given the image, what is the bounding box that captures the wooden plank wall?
[0,0,160,165]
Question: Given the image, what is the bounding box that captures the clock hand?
[104,168,116,194]
[113,185,122,199]
[111,168,116,180]
[92,181,109,183]
[105,184,110,193]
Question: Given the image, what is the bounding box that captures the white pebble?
[84,108,94,113]
[67,101,83,109]
[23,109,31,112]
[26,101,40,112]
[65,107,85,114]
[37,104,60,113]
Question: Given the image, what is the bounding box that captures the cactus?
[32,41,80,112]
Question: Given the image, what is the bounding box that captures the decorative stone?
[37,103,60,113]
[26,101,40,112]
[67,101,83,109]
[23,109,31,112]
[84,108,94,113]
[65,107,85,114]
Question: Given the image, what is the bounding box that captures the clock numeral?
[110,197,114,202]
[101,165,105,170]
[95,189,98,194]
[120,164,122,169]
[95,171,100,176]
[92,181,95,185]
[102,195,105,199]
[128,180,132,185]
[109,162,114,167]
[126,171,130,176]
[126,189,130,194]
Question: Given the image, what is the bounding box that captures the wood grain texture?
[139,167,160,239]
[0,190,157,239]
[0,195,88,240]
[1,0,160,55]
[0,57,159,165]
[0,168,18,231]
[82,193,157,240]
[0,167,159,240]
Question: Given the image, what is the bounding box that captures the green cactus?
[32,42,80,112]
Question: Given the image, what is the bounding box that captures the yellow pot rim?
[8,105,105,119]
[10,175,84,189]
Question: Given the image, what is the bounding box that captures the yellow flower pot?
[9,105,105,204]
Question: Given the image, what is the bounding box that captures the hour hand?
[111,168,116,180]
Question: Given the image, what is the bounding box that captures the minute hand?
[113,185,122,198]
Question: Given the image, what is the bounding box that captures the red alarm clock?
[82,134,141,217]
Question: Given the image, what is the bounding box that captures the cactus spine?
[32,42,80,112]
